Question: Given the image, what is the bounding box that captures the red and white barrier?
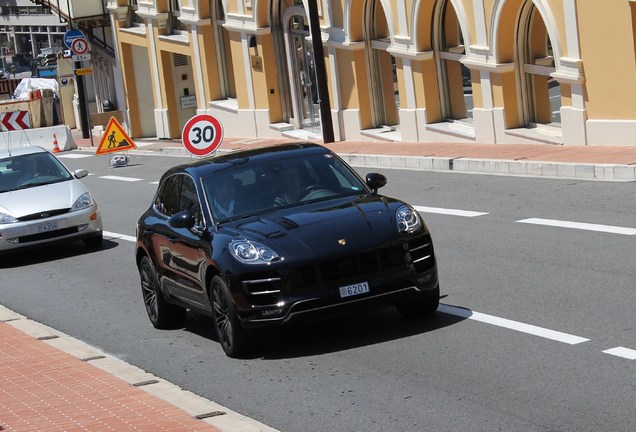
[0,111,30,130]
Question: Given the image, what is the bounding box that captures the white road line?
[99,175,143,182]
[57,154,92,159]
[103,231,136,243]
[438,304,590,345]
[149,181,159,185]
[602,347,636,360]
[414,206,489,218]
[517,218,636,235]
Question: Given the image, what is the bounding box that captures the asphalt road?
[1,151,634,432]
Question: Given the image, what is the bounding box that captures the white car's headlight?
[71,192,94,212]
[396,205,422,234]
[0,211,18,224]
[230,240,281,264]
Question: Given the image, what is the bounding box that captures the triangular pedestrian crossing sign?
[96,117,137,155]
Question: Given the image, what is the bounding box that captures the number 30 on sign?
[181,114,224,157]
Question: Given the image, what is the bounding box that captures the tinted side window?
[180,176,203,226]
[155,175,180,216]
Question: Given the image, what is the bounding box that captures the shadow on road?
[0,239,118,268]
[182,304,467,360]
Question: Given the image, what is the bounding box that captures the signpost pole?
[65,29,91,140]
[75,59,91,140]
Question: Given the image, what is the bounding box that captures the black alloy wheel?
[139,256,186,329]
[210,276,250,358]
[395,285,440,319]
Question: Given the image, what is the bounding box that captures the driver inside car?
[17,156,47,186]
[273,166,303,206]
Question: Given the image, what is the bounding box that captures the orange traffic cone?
[52,133,61,153]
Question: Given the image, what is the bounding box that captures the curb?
[0,304,279,432]
[76,145,636,182]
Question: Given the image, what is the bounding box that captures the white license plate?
[38,222,59,232]
[339,281,370,298]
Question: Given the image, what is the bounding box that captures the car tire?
[83,233,103,249]
[395,285,440,319]
[210,276,250,358]
[139,256,186,329]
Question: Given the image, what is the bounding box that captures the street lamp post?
[307,0,335,143]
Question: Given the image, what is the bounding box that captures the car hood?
[219,196,403,259]
[0,179,87,218]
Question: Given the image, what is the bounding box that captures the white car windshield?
[0,152,73,193]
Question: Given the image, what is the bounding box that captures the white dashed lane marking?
[438,304,590,345]
[57,154,92,159]
[602,347,636,360]
[415,206,489,218]
[103,231,136,243]
[99,175,144,182]
[517,218,636,236]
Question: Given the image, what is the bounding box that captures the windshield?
[0,151,73,193]
[202,151,369,222]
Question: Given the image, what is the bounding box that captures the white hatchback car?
[0,145,103,252]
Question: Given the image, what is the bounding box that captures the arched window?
[213,0,236,99]
[517,3,561,128]
[364,0,399,129]
[436,0,473,124]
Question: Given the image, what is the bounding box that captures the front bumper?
[229,234,439,328]
[0,205,103,252]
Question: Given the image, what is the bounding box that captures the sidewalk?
[72,129,636,181]
[0,305,277,432]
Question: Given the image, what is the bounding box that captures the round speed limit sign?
[181,114,224,157]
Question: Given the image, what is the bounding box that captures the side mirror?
[366,173,387,193]
[169,210,196,229]
[74,169,89,179]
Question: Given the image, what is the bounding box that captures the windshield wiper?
[17,181,50,189]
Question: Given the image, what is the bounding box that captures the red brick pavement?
[0,322,221,432]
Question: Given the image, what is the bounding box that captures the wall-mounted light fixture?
[248,35,257,48]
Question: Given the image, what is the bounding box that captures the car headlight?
[71,192,94,212]
[0,211,18,224]
[396,205,422,234]
[229,240,281,264]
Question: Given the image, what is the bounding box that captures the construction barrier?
[0,125,77,152]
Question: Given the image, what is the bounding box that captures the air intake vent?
[173,53,188,67]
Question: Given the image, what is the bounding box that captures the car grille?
[18,208,70,222]
[241,234,435,301]
[294,235,434,287]
[312,246,405,284]
[17,226,81,243]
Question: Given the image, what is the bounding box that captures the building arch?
[516,1,562,128]
[432,0,475,124]
[362,0,399,129]
[491,0,563,67]
[413,0,472,53]
[344,0,397,43]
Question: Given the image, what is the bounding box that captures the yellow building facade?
[106,0,636,146]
